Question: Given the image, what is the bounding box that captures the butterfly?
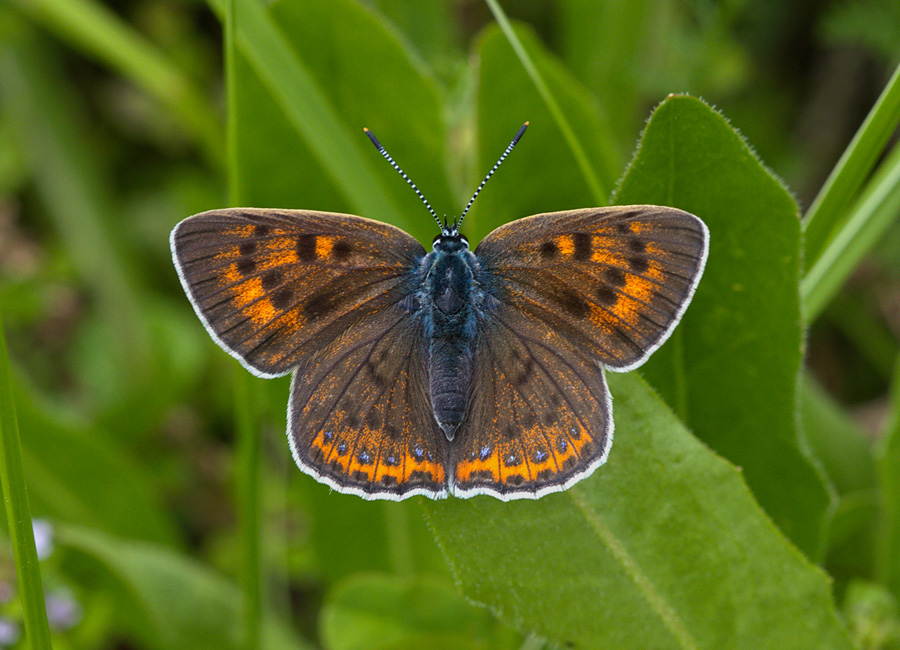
[170,123,708,501]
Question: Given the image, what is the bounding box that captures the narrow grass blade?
[802,141,900,320]
[0,314,52,650]
[804,60,900,270]
[484,0,609,204]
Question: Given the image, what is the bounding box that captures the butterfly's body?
[170,124,709,501]
[417,233,494,439]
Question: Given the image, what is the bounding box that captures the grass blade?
[484,0,609,204]
[802,141,900,320]
[803,60,900,270]
[0,314,52,650]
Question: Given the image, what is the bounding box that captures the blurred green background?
[1,0,899,648]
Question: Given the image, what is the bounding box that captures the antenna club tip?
[363,127,370,132]
[524,121,530,126]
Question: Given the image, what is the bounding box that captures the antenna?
[364,128,444,232]
[364,122,529,234]
[455,121,528,232]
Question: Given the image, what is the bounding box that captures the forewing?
[474,206,708,371]
[451,316,612,499]
[170,209,425,377]
[289,304,449,499]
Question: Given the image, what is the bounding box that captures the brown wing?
[170,209,425,377]
[289,303,449,499]
[451,315,612,499]
[474,205,708,371]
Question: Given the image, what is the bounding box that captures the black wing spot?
[272,288,294,310]
[514,358,535,387]
[553,288,590,319]
[237,258,256,276]
[629,238,647,254]
[254,224,271,238]
[605,267,626,287]
[540,241,559,259]
[239,241,257,256]
[629,256,649,273]
[297,234,317,261]
[304,290,335,319]
[333,240,353,260]
[573,233,592,261]
[595,286,618,306]
[262,269,282,290]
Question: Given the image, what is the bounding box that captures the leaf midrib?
[568,486,699,650]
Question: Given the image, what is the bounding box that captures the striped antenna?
[364,128,444,232]
[455,121,529,232]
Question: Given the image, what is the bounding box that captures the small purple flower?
[31,519,53,560]
[46,589,82,631]
[0,618,19,646]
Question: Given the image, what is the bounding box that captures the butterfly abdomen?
[423,235,480,439]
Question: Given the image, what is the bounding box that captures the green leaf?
[59,525,312,650]
[614,95,831,557]
[12,375,179,546]
[320,573,518,650]
[467,24,620,243]
[425,372,853,650]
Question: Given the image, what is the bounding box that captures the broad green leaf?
[425,372,853,649]
[614,95,830,557]
[320,573,518,650]
[468,24,620,243]
[58,525,312,650]
[12,375,179,546]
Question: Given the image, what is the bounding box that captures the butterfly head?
[432,225,469,253]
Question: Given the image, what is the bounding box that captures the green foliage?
[1,0,899,648]
[615,95,829,557]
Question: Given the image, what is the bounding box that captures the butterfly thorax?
[420,233,481,440]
